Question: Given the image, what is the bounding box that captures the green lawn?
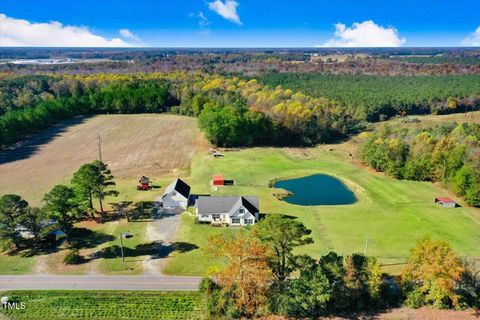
[165,147,480,275]
[0,253,37,275]
[163,213,242,275]
[0,291,203,320]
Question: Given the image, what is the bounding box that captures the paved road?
[0,275,201,291]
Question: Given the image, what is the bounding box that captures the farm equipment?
[136,176,151,190]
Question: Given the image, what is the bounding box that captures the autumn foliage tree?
[402,238,465,308]
[205,232,272,317]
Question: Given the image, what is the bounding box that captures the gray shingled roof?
[196,196,259,214]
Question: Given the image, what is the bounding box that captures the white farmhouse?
[162,178,191,209]
[196,196,259,226]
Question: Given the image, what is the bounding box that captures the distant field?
[0,114,205,205]
[0,291,203,320]
[383,110,480,128]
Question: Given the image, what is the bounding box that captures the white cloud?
[462,26,480,46]
[0,13,130,47]
[197,12,211,28]
[321,20,405,47]
[208,0,241,25]
[119,28,140,42]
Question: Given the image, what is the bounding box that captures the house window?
[201,214,209,218]
[232,218,240,224]
[245,219,253,225]
[172,192,177,196]
[212,214,220,221]
[239,208,245,213]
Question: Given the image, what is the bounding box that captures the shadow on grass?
[8,227,114,258]
[0,116,90,165]
[257,212,298,221]
[69,227,116,249]
[92,241,198,261]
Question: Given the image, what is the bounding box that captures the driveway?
[142,199,184,275]
[0,275,201,291]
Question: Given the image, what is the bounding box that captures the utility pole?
[119,233,125,262]
[364,234,372,256]
[119,232,133,266]
[97,129,103,162]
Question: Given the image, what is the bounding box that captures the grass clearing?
[166,146,480,275]
[0,291,203,320]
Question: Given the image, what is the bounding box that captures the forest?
[361,123,480,207]
[257,73,480,121]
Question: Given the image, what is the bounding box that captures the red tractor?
[136,176,151,191]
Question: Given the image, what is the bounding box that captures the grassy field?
[1,113,479,276]
[0,291,203,320]
[165,145,480,275]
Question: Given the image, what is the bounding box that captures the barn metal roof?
[435,197,455,203]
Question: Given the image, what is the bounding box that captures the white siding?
[163,191,188,209]
[196,203,258,226]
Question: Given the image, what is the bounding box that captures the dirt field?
[0,114,206,204]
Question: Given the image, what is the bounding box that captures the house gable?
[163,178,191,199]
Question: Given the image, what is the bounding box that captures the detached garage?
[435,197,457,208]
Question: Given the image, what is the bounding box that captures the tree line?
[2,73,479,149]
[201,214,480,318]
[0,73,354,148]
[0,75,174,146]
[361,122,480,207]
[0,160,118,252]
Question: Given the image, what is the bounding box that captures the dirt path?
[31,254,49,275]
[142,199,183,275]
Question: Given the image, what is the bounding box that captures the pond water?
[274,174,357,206]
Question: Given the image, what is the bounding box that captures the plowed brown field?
[0,114,206,204]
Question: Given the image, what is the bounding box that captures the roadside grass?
[0,290,203,320]
[0,252,37,275]
[165,147,480,275]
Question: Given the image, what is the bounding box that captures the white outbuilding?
[162,178,191,209]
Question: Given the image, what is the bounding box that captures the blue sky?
[1,0,479,47]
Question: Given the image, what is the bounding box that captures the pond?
[274,174,357,206]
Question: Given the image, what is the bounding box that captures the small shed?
[212,175,225,186]
[435,197,456,208]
